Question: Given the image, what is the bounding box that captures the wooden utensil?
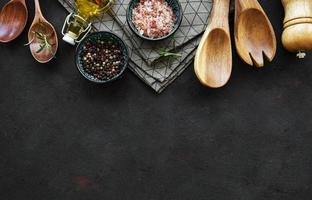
[194,0,231,88]
[234,0,276,67]
[0,0,28,43]
[27,0,58,63]
[281,0,312,58]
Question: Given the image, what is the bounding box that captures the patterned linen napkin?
[58,0,212,93]
[112,0,212,65]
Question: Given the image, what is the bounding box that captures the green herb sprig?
[158,40,182,58]
[25,19,55,56]
[159,50,182,58]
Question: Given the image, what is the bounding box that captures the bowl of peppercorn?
[75,31,129,83]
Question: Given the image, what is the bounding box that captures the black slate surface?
[1,0,312,200]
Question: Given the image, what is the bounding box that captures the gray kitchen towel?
[58,0,212,92]
[112,0,212,65]
[129,41,197,93]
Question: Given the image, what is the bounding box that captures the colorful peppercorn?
[81,39,123,80]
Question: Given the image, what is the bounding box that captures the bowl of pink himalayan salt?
[126,0,182,41]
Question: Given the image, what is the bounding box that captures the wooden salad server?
[27,0,58,63]
[234,0,276,67]
[0,0,28,42]
[194,0,232,88]
[281,0,312,58]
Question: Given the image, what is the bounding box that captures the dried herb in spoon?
[25,19,55,56]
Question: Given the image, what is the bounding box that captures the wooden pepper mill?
[282,0,312,58]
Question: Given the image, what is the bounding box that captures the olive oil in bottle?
[76,0,104,20]
[62,0,114,45]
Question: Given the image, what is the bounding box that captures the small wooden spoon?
[234,0,276,67]
[0,0,28,42]
[194,0,232,88]
[28,0,58,63]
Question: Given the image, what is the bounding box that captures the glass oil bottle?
[62,0,114,45]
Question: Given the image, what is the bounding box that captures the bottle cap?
[62,33,75,45]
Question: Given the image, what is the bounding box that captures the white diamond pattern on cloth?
[112,0,212,65]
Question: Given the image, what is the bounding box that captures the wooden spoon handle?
[235,0,263,10]
[34,0,43,18]
[208,0,230,31]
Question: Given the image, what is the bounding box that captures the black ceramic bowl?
[75,31,128,83]
[126,0,182,41]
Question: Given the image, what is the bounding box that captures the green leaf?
[36,44,46,53]
[159,50,181,58]
[35,32,44,40]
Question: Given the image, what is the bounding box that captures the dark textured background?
[1,0,312,199]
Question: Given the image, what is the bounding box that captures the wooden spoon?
[234,0,276,67]
[28,0,58,63]
[0,0,28,43]
[194,0,232,88]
